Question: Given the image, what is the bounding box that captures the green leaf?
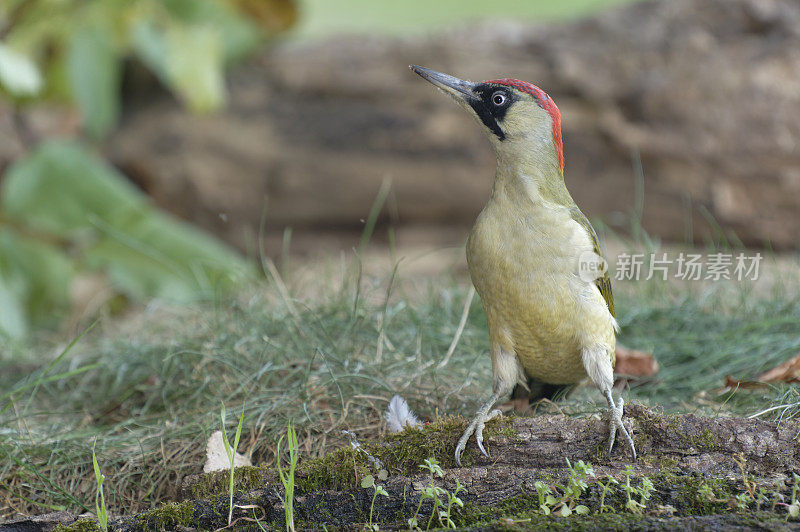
[1,141,145,235]
[1,140,249,306]
[67,26,120,138]
[165,24,225,112]
[0,43,43,96]
[575,505,589,515]
[160,0,261,61]
[360,475,374,489]
[0,228,74,333]
[560,505,572,517]
[130,20,169,81]
[0,274,27,339]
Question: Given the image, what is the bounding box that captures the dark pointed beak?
[410,65,476,100]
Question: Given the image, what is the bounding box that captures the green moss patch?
[188,465,273,499]
[133,501,196,531]
[54,519,104,532]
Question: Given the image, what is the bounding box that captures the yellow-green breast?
[466,186,616,385]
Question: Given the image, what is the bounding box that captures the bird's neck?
[491,136,573,209]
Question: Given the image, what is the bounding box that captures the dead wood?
[11,404,796,531]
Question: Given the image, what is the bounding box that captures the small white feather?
[204,430,252,473]
[385,395,422,433]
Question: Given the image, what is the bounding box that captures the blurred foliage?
[0,141,252,339]
[0,0,296,339]
[0,0,297,136]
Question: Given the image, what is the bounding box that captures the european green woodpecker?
[410,65,636,465]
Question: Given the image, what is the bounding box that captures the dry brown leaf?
[614,345,659,377]
[756,353,800,383]
[723,375,767,390]
[224,0,298,33]
[724,352,800,390]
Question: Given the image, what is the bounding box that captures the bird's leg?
[582,346,636,460]
[603,386,636,460]
[454,390,503,467]
[455,347,518,467]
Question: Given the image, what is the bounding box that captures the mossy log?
[6,404,800,530]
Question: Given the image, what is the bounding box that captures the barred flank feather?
[384,395,421,433]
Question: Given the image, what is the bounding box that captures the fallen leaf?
[723,375,767,390]
[501,397,534,413]
[614,345,659,377]
[757,353,800,383]
[724,352,800,390]
[204,430,252,473]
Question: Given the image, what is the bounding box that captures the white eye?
[491,92,507,106]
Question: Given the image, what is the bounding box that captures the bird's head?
[411,65,564,173]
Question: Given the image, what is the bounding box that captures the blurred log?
[16,0,800,252]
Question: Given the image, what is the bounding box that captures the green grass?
[276,420,299,532]
[219,403,244,527]
[292,0,641,40]
[1,246,799,519]
[90,444,108,532]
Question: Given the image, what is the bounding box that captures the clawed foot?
[606,393,636,461]
[454,408,502,466]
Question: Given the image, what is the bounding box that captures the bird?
[410,65,636,466]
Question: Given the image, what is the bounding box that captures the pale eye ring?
[491,92,507,106]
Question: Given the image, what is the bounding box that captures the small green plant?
[621,465,654,514]
[533,460,594,517]
[407,457,464,530]
[220,404,245,526]
[277,421,300,532]
[439,479,465,528]
[734,453,757,501]
[775,473,800,520]
[788,474,800,520]
[552,459,594,516]
[698,482,720,503]
[361,472,389,531]
[91,442,108,532]
[597,474,619,514]
[730,493,751,511]
[253,507,269,532]
[534,481,556,515]
[755,487,768,512]
[410,458,444,530]
[722,452,760,511]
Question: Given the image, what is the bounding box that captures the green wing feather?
[570,207,615,318]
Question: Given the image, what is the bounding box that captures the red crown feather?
[484,79,564,172]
